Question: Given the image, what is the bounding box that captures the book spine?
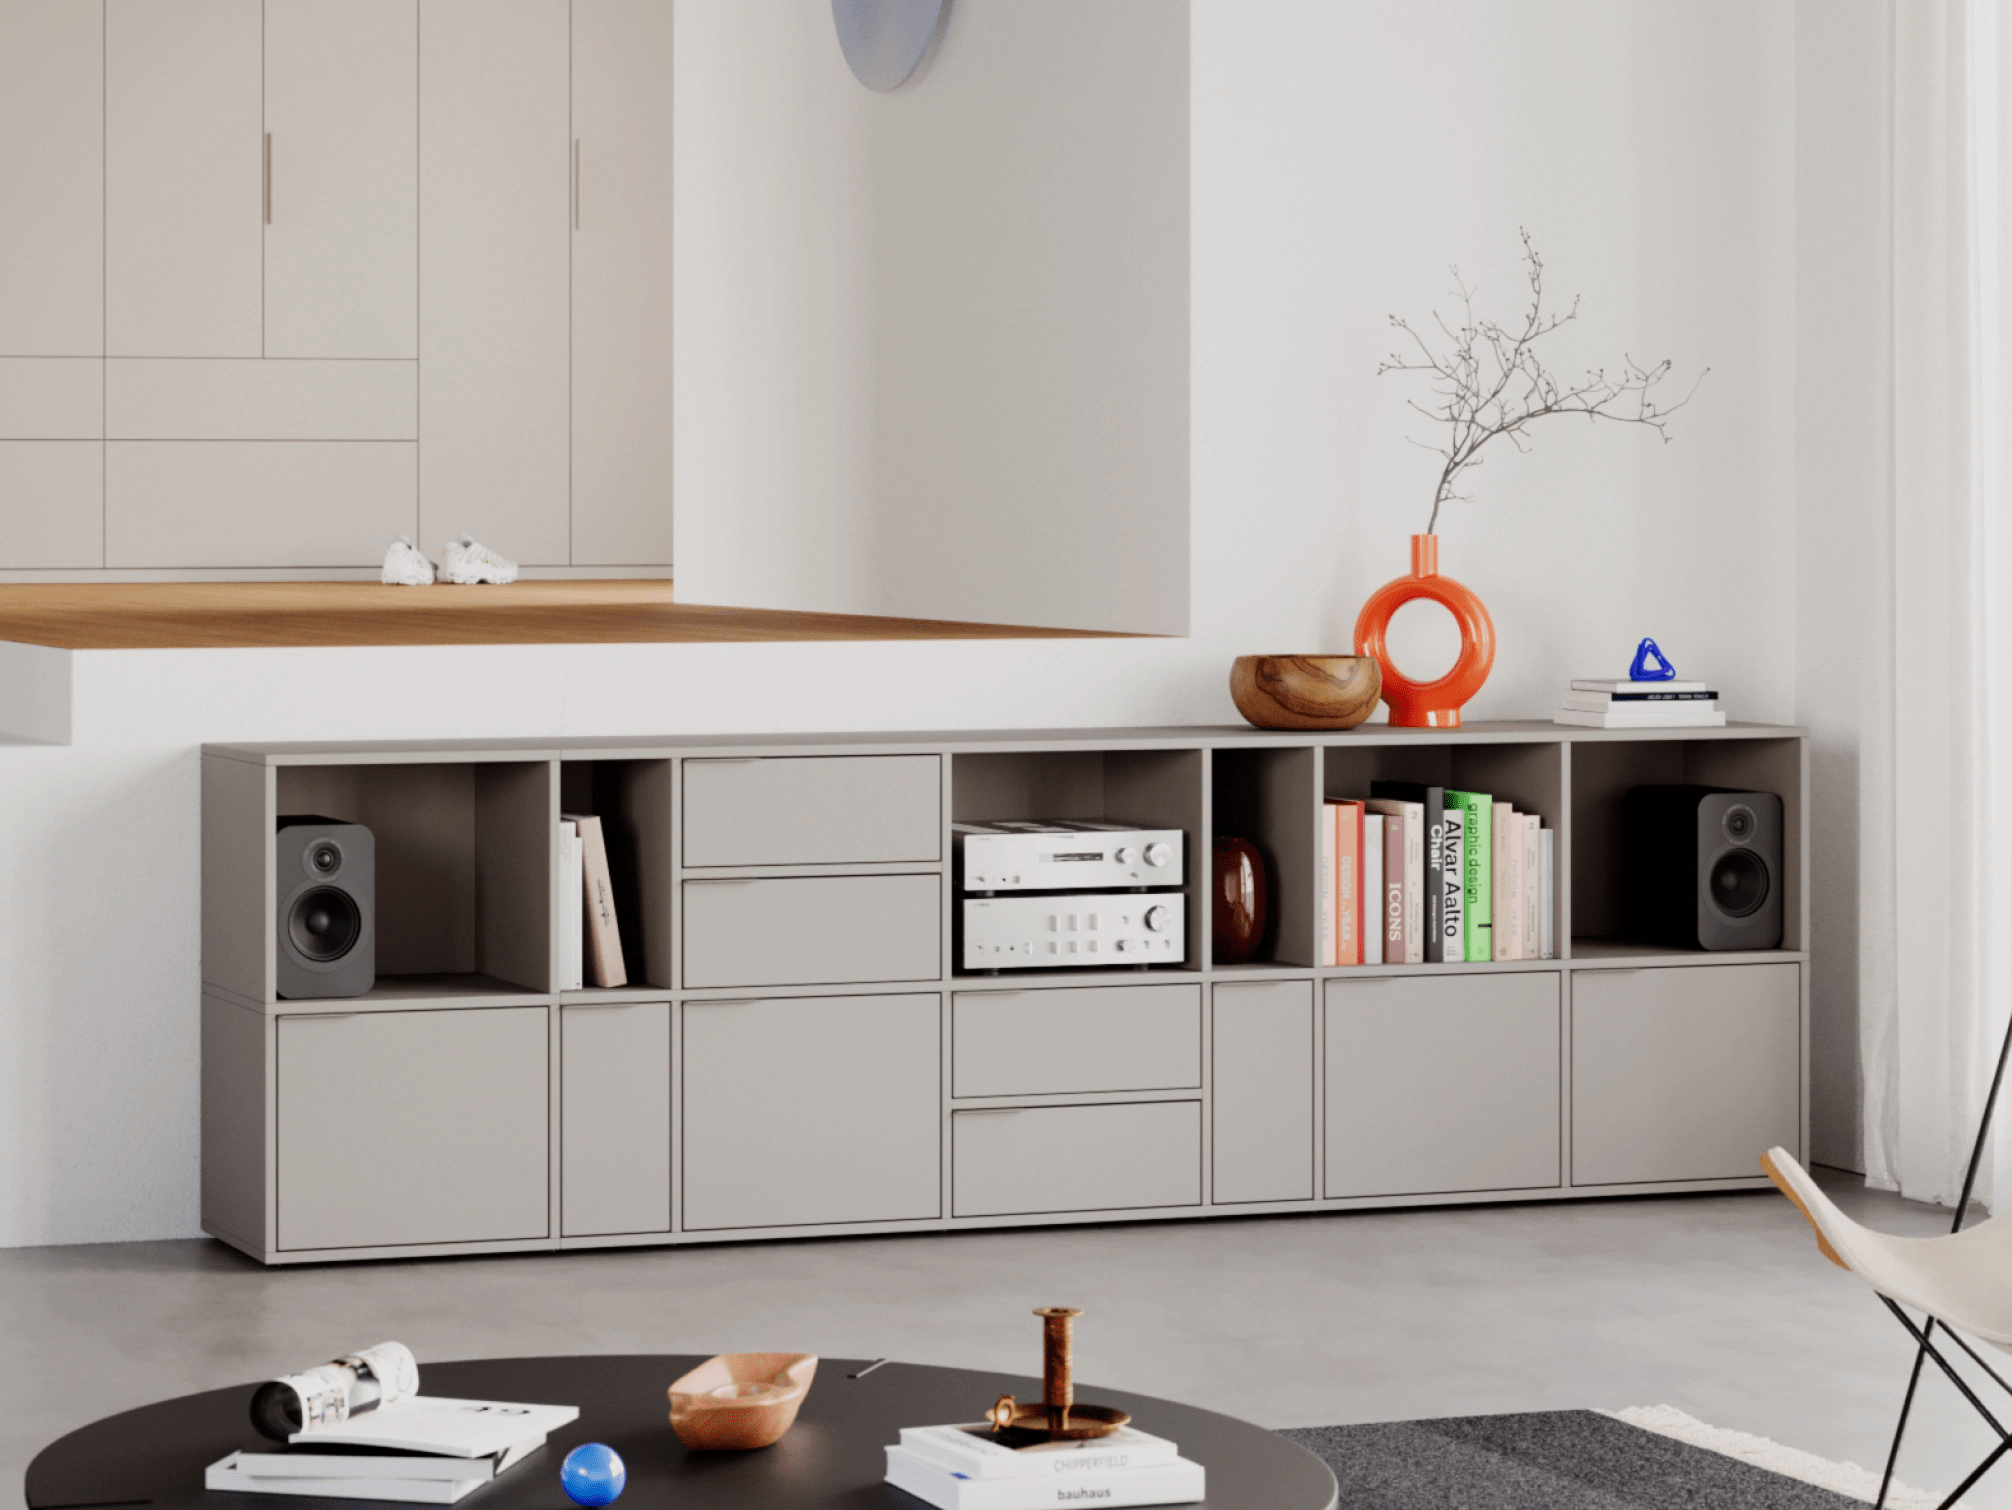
[1361,815,1383,966]
[1336,803,1361,966]
[1447,792,1491,962]
[1522,816,1541,963]
[575,815,629,989]
[897,1429,1179,1480]
[1439,810,1464,961]
[559,822,583,991]
[1423,787,1445,963]
[1493,805,1518,962]
[884,1449,1205,1510]
[1539,828,1555,959]
[1383,812,1405,960]
[1318,803,1337,968]
[1400,804,1423,962]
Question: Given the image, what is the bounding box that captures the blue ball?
[559,1442,626,1507]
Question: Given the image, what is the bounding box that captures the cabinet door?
[1325,973,1561,1198]
[1212,980,1313,1204]
[106,1,263,357]
[570,0,674,566]
[1572,963,1800,1185]
[0,0,102,356]
[419,0,570,563]
[682,994,940,1230]
[265,0,418,358]
[561,1001,670,1237]
[276,1007,549,1251]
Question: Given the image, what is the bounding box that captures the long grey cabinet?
[201,721,1810,1264]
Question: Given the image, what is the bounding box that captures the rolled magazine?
[249,1342,420,1441]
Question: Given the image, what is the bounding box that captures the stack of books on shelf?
[208,1397,580,1504]
[885,1422,1205,1510]
[558,813,627,989]
[1320,782,1553,966]
[1554,679,1726,729]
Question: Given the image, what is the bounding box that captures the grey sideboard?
[200,722,1809,1265]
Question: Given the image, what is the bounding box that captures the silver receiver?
[963,893,1186,969]
[955,821,1184,892]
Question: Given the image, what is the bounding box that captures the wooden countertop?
[0,581,1122,650]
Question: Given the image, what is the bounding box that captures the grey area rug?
[1281,1410,1865,1509]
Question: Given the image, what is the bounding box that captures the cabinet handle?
[573,138,581,230]
[286,1011,357,1021]
[686,998,760,1008]
[686,877,762,886]
[263,133,273,224]
[562,999,653,1011]
[956,1107,1028,1115]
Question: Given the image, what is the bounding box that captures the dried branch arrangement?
[1380,230,1704,534]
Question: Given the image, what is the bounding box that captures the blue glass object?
[560,1443,626,1507]
[1628,638,1676,682]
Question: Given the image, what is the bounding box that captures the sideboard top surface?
[205,720,1808,764]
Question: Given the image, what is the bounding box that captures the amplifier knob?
[1143,842,1172,867]
[1143,905,1171,932]
[1114,846,1135,864]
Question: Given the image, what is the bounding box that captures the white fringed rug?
[1604,1406,1937,1509]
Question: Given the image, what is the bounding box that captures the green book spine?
[1446,791,1492,962]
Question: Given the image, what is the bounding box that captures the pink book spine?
[1336,802,1361,966]
[1384,811,1405,957]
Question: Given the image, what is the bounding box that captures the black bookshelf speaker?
[1619,785,1783,951]
[276,816,375,999]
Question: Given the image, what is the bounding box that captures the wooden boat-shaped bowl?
[667,1352,818,1450]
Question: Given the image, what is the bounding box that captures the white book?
[1493,804,1520,961]
[1317,802,1337,967]
[558,821,583,990]
[1366,799,1424,963]
[1539,828,1555,959]
[290,1397,580,1457]
[1439,816,1464,962]
[208,1454,488,1504]
[220,1439,540,1482]
[898,1424,1180,1480]
[1521,815,1540,962]
[1553,706,1727,729]
[1570,679,1712,693]
[1559,691,1717,711]
[885,1445,1205,1510]
[1361,814,1383,965]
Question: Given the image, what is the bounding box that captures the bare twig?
[1378,229,1705,533]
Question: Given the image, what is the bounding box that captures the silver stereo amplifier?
[955,821,1183,892]
[963,892,1185,969]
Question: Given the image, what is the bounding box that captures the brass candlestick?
[984,1306,1131,1442]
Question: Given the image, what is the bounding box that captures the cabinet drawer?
[681,874,941,988]
[1572,963,1800,1185]
[683,756,941,867]
[276,1007,548,1251]
[953,1101,1201,1217]
[1325,973,1560,1198]
[953,985,1200,1097]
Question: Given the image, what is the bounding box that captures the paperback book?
[898,1423,1181,1480]
[884,1444,1205,1510]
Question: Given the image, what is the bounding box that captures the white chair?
[1765,1024,2012,1510]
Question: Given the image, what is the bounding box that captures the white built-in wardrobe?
[0,0,672,576]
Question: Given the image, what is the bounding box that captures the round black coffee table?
[24,1355,1336,1510]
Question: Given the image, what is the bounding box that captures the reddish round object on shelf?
[1353,533,1496,728]
[1212,836,1268,965]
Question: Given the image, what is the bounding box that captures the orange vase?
[1352,533,1496,728]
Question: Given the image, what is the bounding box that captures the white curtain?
[1862,0,2012,1210]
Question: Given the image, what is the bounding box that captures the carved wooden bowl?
[1230,655,1381,730]
[667,1352,818,1450]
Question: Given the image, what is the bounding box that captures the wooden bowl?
[667,1353,818,1450]
[1230,655,1381,730]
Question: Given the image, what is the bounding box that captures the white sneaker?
[437,534,519,585]
[381,534,435,585]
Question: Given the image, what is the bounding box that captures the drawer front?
[953,1101,1201,1217]
[953,984,1200,1097]
[1572,963,1800,1185]
[1325,972,1561,1198]
[683,755,941,867]
[681,874,941,988]
[277,1007,549,1251]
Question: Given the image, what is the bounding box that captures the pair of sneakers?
[382,534,519,586]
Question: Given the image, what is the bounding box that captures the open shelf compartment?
[559,759,673,992]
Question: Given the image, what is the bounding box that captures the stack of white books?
[885,1422,1205,1510]
[208,1397,580,1504]
[1554,679,1726,729]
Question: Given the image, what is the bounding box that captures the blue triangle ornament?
[1628,638,1676,682]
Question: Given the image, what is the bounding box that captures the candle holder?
[982,1307,1131,1442]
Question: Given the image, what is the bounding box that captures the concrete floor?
[6,1169,2009,1507]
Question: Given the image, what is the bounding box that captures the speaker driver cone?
[289,885,362,962]
[1709,849,1770,918]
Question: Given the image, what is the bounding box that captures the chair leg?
[1880,1330,1932,1510]
[1935,1438,2012,1510]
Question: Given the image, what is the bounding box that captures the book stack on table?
[1554,679,1726,729]
[885,1422,1205,1510]
[207,1397,580,1504]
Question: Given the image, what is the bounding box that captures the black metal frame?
[1875,1006,2012,1510]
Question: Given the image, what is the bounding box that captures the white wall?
[673,0,1191,636]
[0,0,1806,1246]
